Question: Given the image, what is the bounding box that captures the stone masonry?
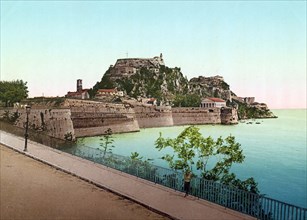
[1,98,238,140]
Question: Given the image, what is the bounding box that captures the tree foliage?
[155,126,259,193]
[172,93,201,107]
[88,67,115,98]
[100,128,115,158]
[0,80,28,107]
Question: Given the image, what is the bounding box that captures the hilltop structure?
[0,54,276,142]
[109,53,165,79]
[90,53,276,119]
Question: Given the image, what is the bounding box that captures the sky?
[1,1,306,109]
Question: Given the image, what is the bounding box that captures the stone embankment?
[1,108,75,141]
[133,105,173,128]
[0,99,238,140]
[172,107,221,125]
[65,99,139,137]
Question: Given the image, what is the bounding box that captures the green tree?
[173,94,201,107]
[155,126,259,193]
[89,67,115,98]
[130,151,143,161]
[0,80,28,107]
[100,128,115,158]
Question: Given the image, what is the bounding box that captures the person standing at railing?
[184,170,193,197]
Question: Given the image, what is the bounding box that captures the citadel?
[1,54,275,141]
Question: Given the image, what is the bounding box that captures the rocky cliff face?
[109,54,165,80]
[233,100,277,119]
[188,76,234,101]
[91,63,189,105]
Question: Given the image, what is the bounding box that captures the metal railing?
[62,145,307,220]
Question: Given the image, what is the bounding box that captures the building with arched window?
[200,97,226,108]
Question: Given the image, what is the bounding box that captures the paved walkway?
[0,130,255,220]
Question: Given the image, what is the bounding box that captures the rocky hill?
[89,54,276,119]
[90,57,190,106]
[189,76,234,101]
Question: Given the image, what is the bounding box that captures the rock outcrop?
[109,54,165,80]
[91,54,276,119]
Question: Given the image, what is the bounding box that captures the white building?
[96,88,123,98]
[200,97,226,108]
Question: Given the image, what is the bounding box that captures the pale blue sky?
[1,1,306,108]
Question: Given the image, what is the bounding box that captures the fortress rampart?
[1,99,238,140]
[132,105,173,128]
[172,107,221,125]
[12,108,75,141]
[64,99,139,137]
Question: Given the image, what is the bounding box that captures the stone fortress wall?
[172,107,221,125]
[132,105,173,128]
[12,108,75,141]
[66,99,238,138]
[1,99,238,140]
[64,99,139,137]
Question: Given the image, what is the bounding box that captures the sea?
[67,109,307,208]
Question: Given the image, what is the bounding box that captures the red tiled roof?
[67,91,80,95]
[66,92,81,97]
[207,97,225,102]
[66,89,89,97]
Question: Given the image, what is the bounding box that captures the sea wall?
[73,119,139,137]
[172,107,221,125]
[0,99,239,140]
[133,106,173,128]
[65,99,139,137]
[71,112,139,137]
[221,108,238,125]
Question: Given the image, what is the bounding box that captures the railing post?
[257,195,261,220]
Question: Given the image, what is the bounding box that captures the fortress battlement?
[109,54,165,79]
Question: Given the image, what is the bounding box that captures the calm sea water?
[71,109,307,208]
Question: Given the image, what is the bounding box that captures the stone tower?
[77,79,82,92]
[158,53,165,66]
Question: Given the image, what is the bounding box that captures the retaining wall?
[172,107,221,125]
[133,106,173,128]
[13,108,75,141]
[0,99,238,140]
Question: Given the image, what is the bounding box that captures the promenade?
[0,130,255,220]
[1,144,168,220]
